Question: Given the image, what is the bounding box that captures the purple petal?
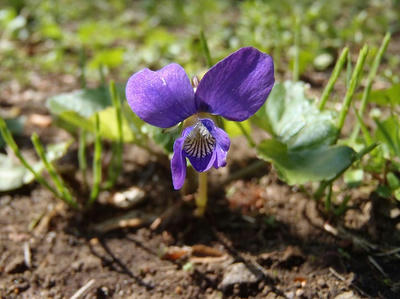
[126,63,196,128]
[171,136,187,190]
[195,47,275,121]
[185,118,227,171]
[200,118,230,168]
[187,150,216,173]
[211,126,230,168]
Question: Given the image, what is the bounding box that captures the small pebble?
[296,289,304,297]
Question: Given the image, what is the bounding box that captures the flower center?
[183,121,216,158]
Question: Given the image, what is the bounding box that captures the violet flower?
[126,47,274,190]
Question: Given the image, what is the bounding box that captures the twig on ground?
[329,267,346,281]
[34,202,65,236]
[23,242,31,268]
[222,160,267,185]
[368,256,388,277]
[70,279,96,299]
[91,210,156,233]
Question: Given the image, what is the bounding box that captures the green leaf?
[367,84,400,106]
[257,139,356,185]
[0,154,27,191]
[394,188,400,201]
[223,119,251,138]
[0,117,24,148]
[344,169,364,187]
[88,48,125,70]
[252,81,338,150]
[374,116,400,157]
[376,184,392,199]
[0,141,70,191]
[141,124,180,154]
[57,107,135,142]
[47,86,112,118]
[387,172,400,190]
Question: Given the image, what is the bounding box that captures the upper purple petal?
[195,47,275,121]
[126,63,196,128]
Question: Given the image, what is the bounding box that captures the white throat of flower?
[183,121,216,158]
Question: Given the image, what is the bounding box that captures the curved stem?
[236,122,256,148]
[195,172,208,217]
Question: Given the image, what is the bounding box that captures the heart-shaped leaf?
[0,141,70,191]
[47,87,112,118]
[367,84,400,106]
[257,139,356,185]
[252,81,338,150]
[46,84,125,118]
[57,106,135,142]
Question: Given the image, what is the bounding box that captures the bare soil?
[1,71,400,299]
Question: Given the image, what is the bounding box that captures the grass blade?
[293,16,301,82]
[0,117,60,201]
[351,33,391,141]
[200,30,213,68]
[78,129,88,188]
[31,133,77,208]
[88,113,102,207]
[337,45,369,136]
[319,47,349,110]
[105,81,124,188]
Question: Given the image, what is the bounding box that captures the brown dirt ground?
[1,53,400,298]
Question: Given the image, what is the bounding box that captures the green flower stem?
[88,113,102,207]
[346,50,353,88]
[31,133,77,208]
[293,16,301,82]
[200,30,213,68]
[336,45,369,137]
[318,47,349,110]
[0,118,60,200]
[99,64,106,86]
[353,107,373,146]
[325,183,332,212]
[78,129,88,188]
[350,33,391,141]
[79,47,87,89]
[236,122,256,148]
[105,81,124,188]
[195,171,208,216]
[314,143,378,201]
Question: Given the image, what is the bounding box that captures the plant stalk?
[78,129,88,188]
[319,47,349,110]
[236,122,256,148]
[31,133,77,208]
[350,33,391,141]
[200,30,213,68]
[293,16,301,81]
[195,172,208,216]
[105,81,124,188]
[0,118,63,203]
[336,45,369,137]
[88,113,102,207]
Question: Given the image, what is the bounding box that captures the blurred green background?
[0,0,399,90]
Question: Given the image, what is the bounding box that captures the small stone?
[285,291,294,299]
[334,291,355,299]
[5,256,26,274]
[219,263,259,290]
[111,187,145,208]
[296,289,304,297]
[175,286,182,295]
[317,278,327,287]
